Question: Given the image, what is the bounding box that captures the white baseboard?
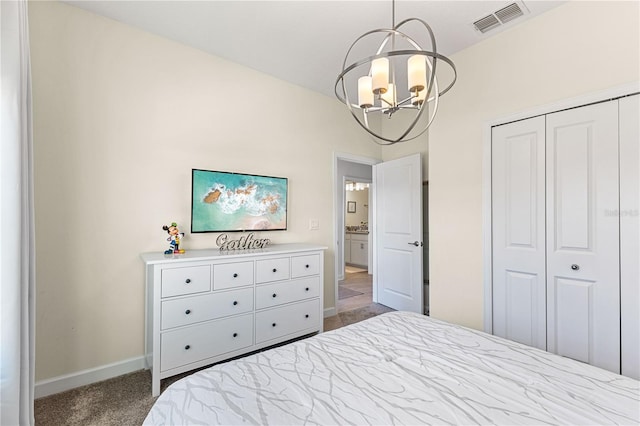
[35,356,147,399]
[323,306,337,318]
[36,309,341,398]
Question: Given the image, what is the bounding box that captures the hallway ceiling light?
[346,182,370,191]
[335,0,457,145]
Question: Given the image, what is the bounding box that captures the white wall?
[29,1,380,382]
[345,188,369,226]
[428,1,640,329]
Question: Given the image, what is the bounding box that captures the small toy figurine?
[162,222,185,254]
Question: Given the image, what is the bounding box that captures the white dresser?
[141,243,326,396]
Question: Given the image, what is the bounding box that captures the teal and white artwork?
[191,169,288,232]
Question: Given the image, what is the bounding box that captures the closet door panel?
[620,94,640,380]
[492,116,546,349]
[546,101,620,373]
[553,278,593,363]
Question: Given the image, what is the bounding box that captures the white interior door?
[374,153,423,313]
[546,101,620,373]
[491,116,546,350]
[620,94,640,380]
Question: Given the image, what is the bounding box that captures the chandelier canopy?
[335,1,457,145]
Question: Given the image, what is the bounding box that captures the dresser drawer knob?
[185,278,191,284]
[233,301,238,306]
[272,268,277,273]
[272,293,277,298]
[233,273,238,278]
[272,323,276,327]
[184,345,191,350]
[305,287,310,291]
[305,264,310,268]
[185,309,191,315]
[233,332,238,338]
[305,314,309,318]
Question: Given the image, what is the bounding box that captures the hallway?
[338,266,372,313]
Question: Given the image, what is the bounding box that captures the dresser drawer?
[255,277,320,310]
[255,299,320,344]
[291,254,320,278]
[256,257,290,283]
[161,287,254,330]
[161,314,253,372]
[213,261,254,290]
[161,265,211,298]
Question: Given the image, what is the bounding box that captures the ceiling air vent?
[473,14,501,34]
[472,2,529,34]
[495,3,525,24]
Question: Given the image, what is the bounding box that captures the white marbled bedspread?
[144,311,640,425]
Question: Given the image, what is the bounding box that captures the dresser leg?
[152,376,160,397]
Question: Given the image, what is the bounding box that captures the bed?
[144,311,640,425]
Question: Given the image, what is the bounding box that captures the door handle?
[408,241,423,247]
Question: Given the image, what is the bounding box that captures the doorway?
[333,154,378,317]
[340,179,372,313]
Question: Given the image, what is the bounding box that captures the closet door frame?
[620,94,640,379]
[482,82,639,334]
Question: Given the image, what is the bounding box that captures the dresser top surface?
[141,243,327,265]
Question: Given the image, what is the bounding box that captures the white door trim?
[482,82,640,333]
[332,152,380,318]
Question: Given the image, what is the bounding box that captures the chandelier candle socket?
[335,0,457,145]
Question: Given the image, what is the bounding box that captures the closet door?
[546,101,620,373]
[620,94,640,380]
[492,116,546,349]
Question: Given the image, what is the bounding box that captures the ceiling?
[64,1,565,99]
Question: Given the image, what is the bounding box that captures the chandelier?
[335,0,457,145]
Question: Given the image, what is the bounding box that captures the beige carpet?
[35,369,158,426]
[338,286,363,299]
[34,303,394,426]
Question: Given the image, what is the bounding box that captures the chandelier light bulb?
[407,55,427,93]
[371,58,389,95]
[358,76,374,108]
[381,83,396,109]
